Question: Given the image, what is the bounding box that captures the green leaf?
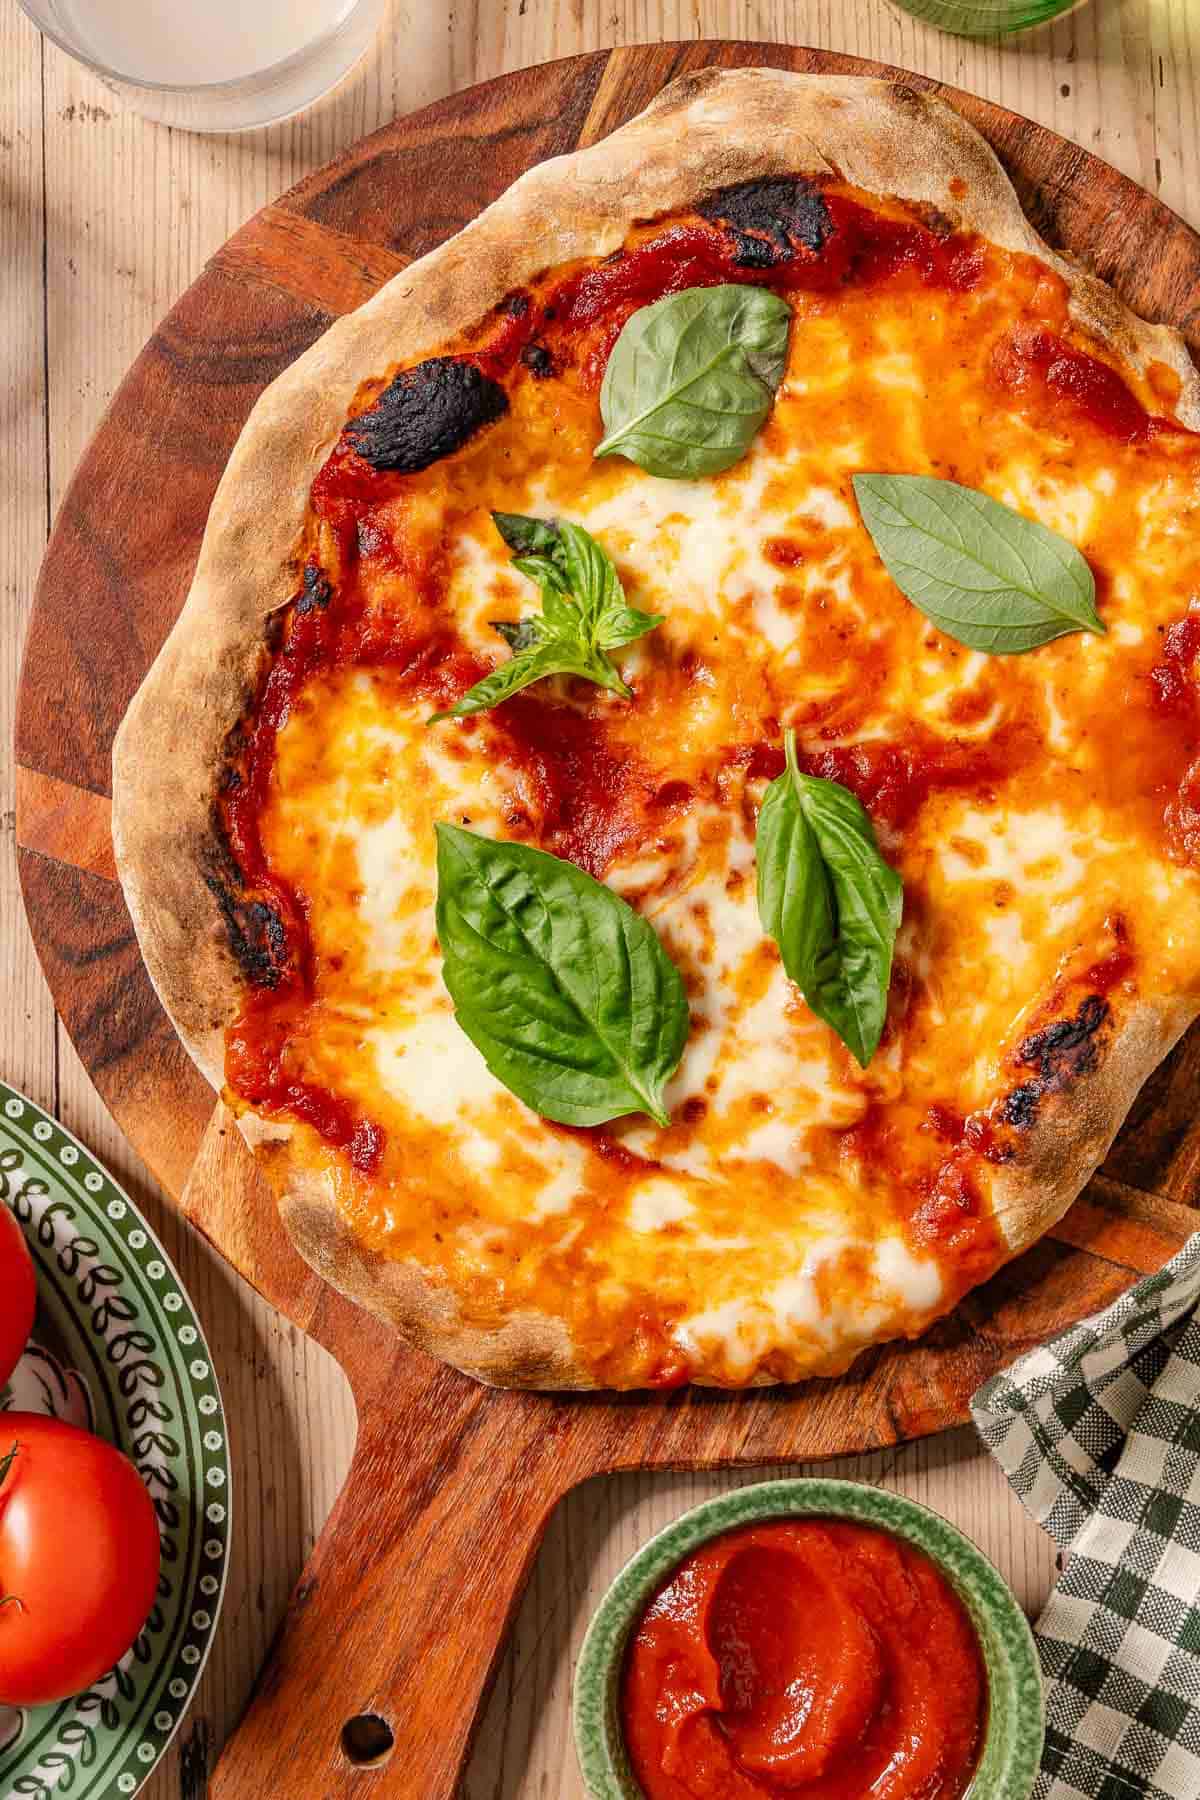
[492,512,562,558]
[852,473,1104,654]
[430,514,664,723]
[490,616,542,652]
[595,606,662,651]
[429,641,591,722]
[509,557,578,639]
[595,284,792,479]
[555,521,621,630]
[756,733,903,1068]
[435,824,689,1126]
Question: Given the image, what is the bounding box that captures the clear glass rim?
[15,0,366,98]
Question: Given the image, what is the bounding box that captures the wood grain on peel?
[16,848,214,1197]
[10,27,1200,1800]
[213,205,409,317]
[16,270,334,800]
[15,766,116,880]
[1058,1175,1199,1272]
[1104,1028,1200,1201]
[292,56,612,260]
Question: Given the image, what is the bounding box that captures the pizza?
[112,71,1200,1391]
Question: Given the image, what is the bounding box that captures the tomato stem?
[0,1442,18,1490]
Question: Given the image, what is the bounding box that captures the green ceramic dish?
[0,1080,230,1800]
[574,1477,1044,1800]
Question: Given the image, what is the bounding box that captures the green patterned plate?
[574,1477,1044,1800]
[0,1080,230,1800]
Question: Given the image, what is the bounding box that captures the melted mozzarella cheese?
[675,1231,944,1380]
[628,1179,694,1232]
[369,1001,503,1129]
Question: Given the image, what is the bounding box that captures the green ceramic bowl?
[573,1477,1044,1800]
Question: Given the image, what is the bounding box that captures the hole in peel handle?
[205,1352,578,1800]
[341,1714,395,1768]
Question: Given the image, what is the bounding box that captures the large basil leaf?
[852,473,1104,654]
[435,825,689,1126]
[595,285,792,479]
[430,514,662,722]
[756,733,903,1068]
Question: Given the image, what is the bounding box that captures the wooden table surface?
[2,1,1197,1793]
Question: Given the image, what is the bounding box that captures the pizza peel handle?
[207,1379,563,1797]
[183,1114,581,1798]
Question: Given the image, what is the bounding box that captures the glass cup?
[17,0,389,132]
[887,0,1085,32]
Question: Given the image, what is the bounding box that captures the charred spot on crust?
[344,357,509,474]
[725,232,778,271]
[520,342,554,378]
[1001,995,1110,1129]
[503,292,531,318]
[913,203,956,241]
[698,176,833,267]
[204,872,288,989]
[1000,1084,1040,1130]
[203,825,291,990]
[295,561,332,615]
[1021,996,1110,1079]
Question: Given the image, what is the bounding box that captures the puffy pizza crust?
[113,70,1200,1388]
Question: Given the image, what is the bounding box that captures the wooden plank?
[0,0,56,1127]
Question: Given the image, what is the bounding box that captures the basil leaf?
[431,640,596,720]
[595,606,662,651]
[509,556,577,633]
[435,824,689,1126]
[490,617,542,652]
[492,511,562,558]
[509,553,571,597]
[595,284,792,479]
[555,521,621,630]
[430,515,663,722]
[852,473,1104,654]
[756,733,903,1068]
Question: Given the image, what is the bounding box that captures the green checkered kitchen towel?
[972,1235,1200,1800]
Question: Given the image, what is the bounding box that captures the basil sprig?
[595,285,792,479]
[435,825,689,1126]
[756,733,903,1068]
[429,514,662,723]
[853,473,1104,654]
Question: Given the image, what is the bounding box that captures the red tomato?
[0,1207,36,1390]
[0,1414,161,1705]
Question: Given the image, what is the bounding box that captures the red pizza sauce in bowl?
[573,1480,1043,1800]
[620,1518,984,1800]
